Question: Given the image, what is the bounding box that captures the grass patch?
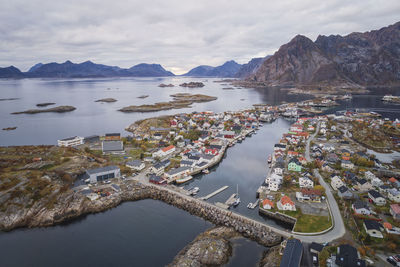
[293,213,332,233]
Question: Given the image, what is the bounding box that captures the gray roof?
[368,189,383,199]
[86,165,119,175]
[167,166,191,175]
[280,239,303,267]
[126,160,143,167]
[60,136,81,141]
[102,141,124,152]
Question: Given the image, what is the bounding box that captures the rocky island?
[118,93,217,113]
[2,127,17,131]
[179,82,205,88]
[0,98,19,101]
[11,105,76,114]
[158,83,175,87]
[137,95,149,99]
[95,98,117,103]
[36,102,56,107]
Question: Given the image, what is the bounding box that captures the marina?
[199,185,229,200]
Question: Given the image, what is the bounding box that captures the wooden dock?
[215,202,230,209]
[199,185,229,200]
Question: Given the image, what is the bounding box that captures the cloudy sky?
[1,0,399,74]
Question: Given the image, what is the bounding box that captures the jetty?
[199,185,229,200]
[247,199,260,209]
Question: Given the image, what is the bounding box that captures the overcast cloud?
[0,0,399,74]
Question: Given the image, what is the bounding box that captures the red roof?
[162,145,175,152]
[263,199,274,208]
[389,177,398,183]
[391,204,400,214]
[280,196,294,206]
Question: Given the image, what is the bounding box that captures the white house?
[266,173,283,192]
[86,165,120,184]
[352,200,371,215]
[152,145,176,159]
[388,189,400,203]
[371,177,384,188]
[164,166,192,180]
[126,160,145,171]
[365,171,377,181]
[368,190,386,206]
[341,160,354,170]
[277,196,296,211]
[299,177,314,188]
[364,220,384,239]
[331,176,344,190]
[57,136,84,147]
[273,167,283,175]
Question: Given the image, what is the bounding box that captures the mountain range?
[0,61,174,78]
[249,21,400,86]
[183,60,242,77]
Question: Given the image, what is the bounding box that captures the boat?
[267,154,272,164]
[247,199,260,209]
[232,184,240,207]
[176,175,193,184]
[202,169,209,174]
[343,94,352,100]
[188,187,199,196]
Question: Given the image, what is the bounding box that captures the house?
[352,200,371,215]
[363,220,384,238]
[266,173,283,192]
[164,166,192,180]
[334,244,366,267]
[273,167,283,175]
[84,135,100,144]
[390,204,400,220]
[262,199,274,210]
[368,190,386,206]
[321,163,334,173]
[126,160,145,171]
[86,165,120,183]
[384,222,400,235]
[180,160,195,168]
[356,179,372,192]
[299,188,322,202]
[280,239,303,267]
[299,177,314,188]
[288,158,302,172]
[331,176,344,190]
[153,145,176,159]
[151,160,170,175]
[341,160,354,170]
[102,141,124,154]
[388,188,400,203]
[364,171,377,181]
[105,133,120,141]
[309,242,324,254]
[371,177,383,188]
[57,136,84,147]
[274,143,286,151]
[277,195,296,211]
[149,174,166,185]
[338,186,353,199]
[389,177,400,188]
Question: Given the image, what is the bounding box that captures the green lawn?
[293,213,332,233]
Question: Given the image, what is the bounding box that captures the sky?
[0,0,399,74]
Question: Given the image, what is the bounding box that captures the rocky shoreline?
[95,98,117,103]
[36,102,56,107]
[0,181,281,247]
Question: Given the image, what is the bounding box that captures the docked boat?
[343,94,352,100]
[202,168,209,174]
[188,187,199,196]
[247,199,259,209]
[267,154,272,164]
[232,184,240,207]
[176,175,193,184]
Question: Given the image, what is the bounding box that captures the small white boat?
[232,197,241,207]
[176,175,193,184]
[189,187,199,195]
[202,169,209,174]
[267,155,272,164]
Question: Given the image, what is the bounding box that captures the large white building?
[57,136,84,147]
[86,165,121,184]
[152,145,176,159]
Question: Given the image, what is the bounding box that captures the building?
[352,200,371,215]
[149,174,166,185]
[299,188,322,202]
[390,204,400,220]
[341,160,354,170]
[151,160,170,175]
[331,176,344,190]
[388,188,400,203]
[334,244,366,267]
[309,242,324,254]
[280,239,303,267]
[105,133,120,141]
[356,179,372,192]
[164,166,191,180]
[299,177,314,188]
[84,135,100,143]
[57,136,84,147]
[153,145,176,159]
[338,186,353,199]
[126,160,145,171]
[368,190,386,206]
[102,140,124,154]
[262,199,274,210]
[277,195,296,211]
[86,165,120,183]
[363,220,384,238]
[288,158,302,172]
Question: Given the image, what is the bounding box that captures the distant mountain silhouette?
[0,66,25,78]
[0,60,175,78]
[234,57,270,78]
[183,60,242,77]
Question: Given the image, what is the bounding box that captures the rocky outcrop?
[168,227,238,267]
[179,82,205,88]
[11,105,76,114]
[259,246,281,267]
[95,98,117,103]
[249,21,400,87]
[36,102,56,107]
